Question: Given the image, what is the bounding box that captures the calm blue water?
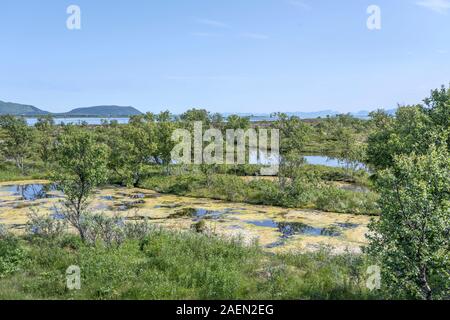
[0,184,59,200]
[303,155,367,171]
[245,220,341,237]
[26,117,130,126]
[249,150,367,170]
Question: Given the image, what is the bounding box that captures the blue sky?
[1,0,449,114]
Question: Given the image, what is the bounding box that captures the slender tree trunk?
[134,172,141,188]
[16,156,25,174]
[165,163,170,175]
[420,266,432,300]
[77,223,86,242]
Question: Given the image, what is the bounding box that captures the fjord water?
[25,118,130,126]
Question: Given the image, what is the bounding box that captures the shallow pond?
[0,181,372,254]
[303,156,368,171]
[248,150,368,171]
[0,183,60,201]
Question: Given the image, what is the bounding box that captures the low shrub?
[315,186,379,215]
[141,171,379,215]
[0,231,27,278]
[26,209,67,240]
[81,214,126,248]
[192,220,207,233]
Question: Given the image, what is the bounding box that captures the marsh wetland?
[0,180,370,254]
[1,93,449,300]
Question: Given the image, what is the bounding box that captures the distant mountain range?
[0,101,142,117]
[60,105,142,117]
[289,109,397,118]
[1,99,396,119]
[0,101,50,116]
[226,109,397,120]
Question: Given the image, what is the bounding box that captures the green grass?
[0,229,381,300]
[297,164,371,185]
[141,169,379,215]
[0,160,378,216]
[0,161,50,182]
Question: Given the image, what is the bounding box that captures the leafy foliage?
[53,127,109,241]
[367,86,450,170]
[34,115,56,166]
[0,229,27,278]
[0,115,34,172]
[366,146,450,300]
[108,117,157,186]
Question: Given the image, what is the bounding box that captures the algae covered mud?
[0,180,371,254]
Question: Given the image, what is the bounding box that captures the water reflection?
[248,150,368,171]
[303,156,367,171]
[246,220,328,238]
[0,184,59,201]
[245,219,346,249]
[170,208,240,220]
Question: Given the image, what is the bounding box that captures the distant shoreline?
[23,115,134,118]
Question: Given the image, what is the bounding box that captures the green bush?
[142,173,204,195]
[26,210,67,240]
[315,186,379,215]
[0,233,27,278]
[209,175,249,202]
[247,179,283,205]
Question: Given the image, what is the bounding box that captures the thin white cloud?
[416,0,450,14]
[288,0,311,10]
[240,32,269,40]
[195,18,229,28]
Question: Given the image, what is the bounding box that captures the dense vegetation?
[0,223,378,300]
[0,85,449,300]
[0,109,376,214]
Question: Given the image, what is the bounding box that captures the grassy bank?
[0,227,380,300]
[0,158,378,216]
[0,161,49,183]
[140,169,379,215]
